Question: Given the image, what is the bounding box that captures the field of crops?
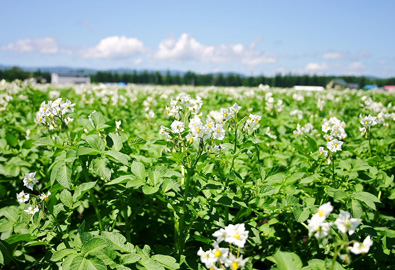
[1,80,395,269]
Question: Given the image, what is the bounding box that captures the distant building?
[51,73,90,84]
[363,84,379,90]
[293,85,324,91]
[384,85,395,92]
[326,79,359,89]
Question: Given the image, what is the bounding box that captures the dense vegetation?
[1,66,395,87]
[0,81,395,269]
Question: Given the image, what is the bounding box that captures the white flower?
[224,253,248,270]
[23,172,38,191]
[213,144,226,152]
[360,115,377,127]
[212,124,225,140]
[349,236,373,254]
[327,139,343,152]
[24,205,39,215]
[229,103,242,114]
[116,120,122,130]
[334,210,361,235]
[197,247,216,268]
[308,214,332,239]
[17,191,29,203]
[39,191,51,202]
[317,202,333,219]
[319,146,328,157]
[211,241,229,264]
[224,224,249,248]
[171,120,184,133]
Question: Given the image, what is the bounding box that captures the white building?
[293,85,325,91]
[51,73,91,84]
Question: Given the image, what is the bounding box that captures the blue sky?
[1,0,394,77]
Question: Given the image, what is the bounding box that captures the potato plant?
[0,81,395,269]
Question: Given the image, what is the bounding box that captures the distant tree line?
[1,66,395,87]
[92,70,395,87]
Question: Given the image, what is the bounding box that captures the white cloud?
[81,36,147,59]
[348,62,365,70]
[134,58,142,65]
[155,33,276,66]
[1,37,68,54]
[305,62,329,71]
[323,52,343,59]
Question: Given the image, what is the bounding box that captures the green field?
[1,81,395,269]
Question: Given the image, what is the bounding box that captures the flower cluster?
[244,114,262,133]
[198,224,249,269]
[17,172,51,216]
[307,202,373,263]
[293,123,318,136]
[265,92,284,114]
[317,98,325,111]
[321,117,347,154]
[35,98,75,130]
[290,109,303,120]
[359,114,377,136]
[0,93,13,112]
[160,96,245,150]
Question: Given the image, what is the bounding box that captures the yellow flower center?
[234,233,240,239]
[208,124,212,128]
[334,130,338,134]
[44,197,49,202]
[365,120,368,125]
[318,210,324,217]
[214,250,221,257]
[334,143,338,147]
[189,138,194,143]
[320,151,323,155]
[43,107,47,111]
[28,178,35,183]
[196,128,201,133]
[217,129,221,133]
[232,262,239,269]
[224,113,228,117]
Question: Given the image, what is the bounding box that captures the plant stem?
[45,201,70,248]
[81,158,104,232]
[177,168,193,260]
[89,190,104,233]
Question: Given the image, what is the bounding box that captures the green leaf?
[102,231,134,253]
[60,189,73,208]
[105,175,134,186]
[85,135,105,152]
[152,255,180,270]
[82,238,108,255]
[51,249,77,262]
[5,133,18,147]
[51,161,72,189]
[353,191,380,210]
[294,208,310,223]
[272,250,302,270]
[129,137,146,146]
[91,111,109,131]
[70,255,106,270]
[109,133,123,151]
[142,185,160,195]
[77,147,102,156]
[34,137,55,147]
[131,161,146,180]
[105,150,130,165]
[4,234,35,244]
[73,182,97,202]
[92,157,111,180]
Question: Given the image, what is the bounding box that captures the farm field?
[0,81,395,269]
